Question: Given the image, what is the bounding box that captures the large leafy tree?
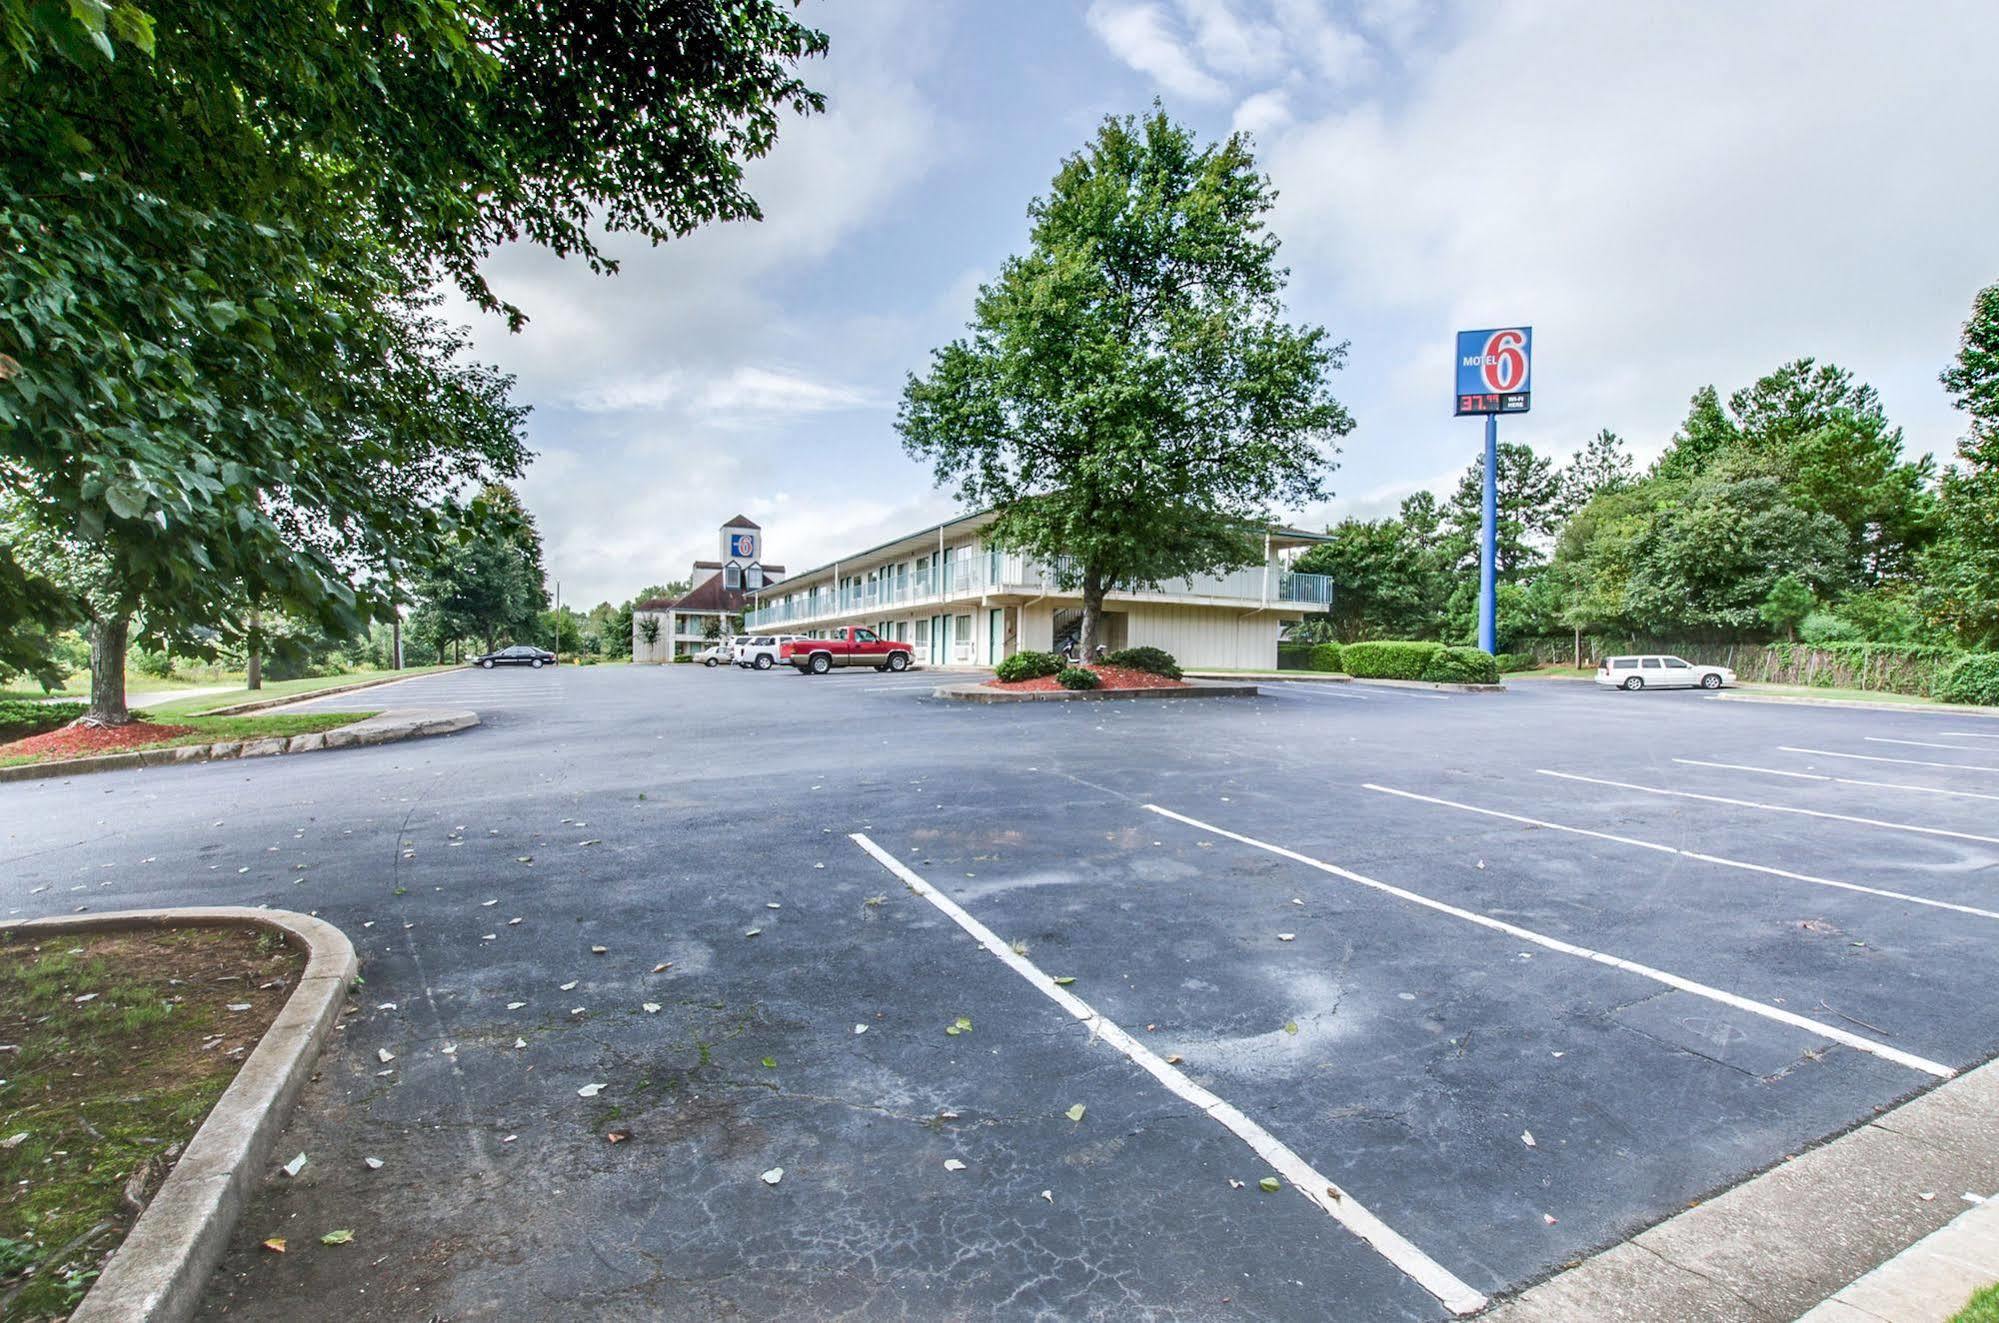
[1443,441,1562,579]
[1922,281,1999,647]
[1558,429,1635,517]
[1,0,826,718]
[1294,517,1442,642]
[410,485,549,657]
[1623,473,1848,635]
[897,110,1351,657]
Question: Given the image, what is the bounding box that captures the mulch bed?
[986,665,1188,692]
[0,720,195,761]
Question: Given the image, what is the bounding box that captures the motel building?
[631,516,786,661]
[739,508,1333,670]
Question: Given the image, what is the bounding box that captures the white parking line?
[1865,737,1994,753]
[1537,770,1999,846]
[1780,746,1999,775]
[850,831,1487,1317]
[1941,732,1999,739]
[1363,783,1999,922]
[1141,805,1954,1079]
[1673,758,1999,805]
[1350,685,1451,701]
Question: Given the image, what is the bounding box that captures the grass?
[1732,682,1965,707]
[0,928,302,1317]
[0,665,454,713]
[0,711,371,769]
[1952,1283,1999,1323]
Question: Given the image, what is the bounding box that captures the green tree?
[1,0,825,720]
[1624,474,1847,635]
[411,486,549,656]
[1758,574,1816,640]
[1443,441,1563,579]
[1293,517,1438,642]
[1652,386,1738,482]
[1559,429,1635,516]
[1923,281,1999,647]
[897,110,1351,657]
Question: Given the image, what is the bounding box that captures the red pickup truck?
[782,627,916,675]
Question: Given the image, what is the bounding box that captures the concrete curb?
[1351,677,1509,694]
[933,680,1260,703]
[0,907,358,1323]
[1483,1059,1999,1322]
[195,667,466,717]
[1711,691,1999,719]
[1185,669,1353,683]
[0,709,479,784]
[1796,1194,1999,1322]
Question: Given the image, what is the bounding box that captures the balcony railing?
[745,556,1329,629]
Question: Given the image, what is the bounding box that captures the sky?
[452,0,1999,608]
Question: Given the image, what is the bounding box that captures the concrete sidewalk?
[1795,1196,1999,1322]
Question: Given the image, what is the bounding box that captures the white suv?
[1596,654,1735,691]
[734,635,801,671]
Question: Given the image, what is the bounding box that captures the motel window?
[746,564,764,590]
[724,562,742,589]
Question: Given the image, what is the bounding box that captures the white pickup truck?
[733,635,802,671]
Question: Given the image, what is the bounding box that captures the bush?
[1103,646,1182,679]
[0,699,85,743]
[672,654,692,663]
[1798,611,1863,645]
[1934,653,1999,706]
[1276,643,1316,670]
[1421,647,1501,684]
[1056,666,1100,691]
[1493,652,1537,673]
[1339,640,1441,679]
[996,650,1064,683]
[1308,642,1343,673]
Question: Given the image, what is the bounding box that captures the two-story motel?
[741,509,1332,670]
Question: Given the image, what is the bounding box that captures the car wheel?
[704,658,717,667]
[1701,672,1722,689]
[481,659,494,669]
[810,653,832,675]
[1622,676,1643,691]
[755,655,772,671]
[887,652,908,672]
[532,658,543,668]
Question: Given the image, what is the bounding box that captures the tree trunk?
[245,607,262,690]
[1079,567,1107,661]
[88,614,132,726]
[1573,626,1581,670]
[391,614,403,670]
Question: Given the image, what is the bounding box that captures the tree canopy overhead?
[0,0,827,713]
[897,109,1350,656]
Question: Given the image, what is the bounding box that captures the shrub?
[0,699,85,743]
[996,650,1064,683]
[1339,640,1441,680]
[1308,642,1343,673]
[1934,654,1999,706]
[1493,652,1538,673]
[130,647,178,679]
[1056,666,1100,691]
[1103,646,1181,679]
[1421,647,1500,684]
[672,654,692,663]
[1798,611,1863,645]
[1276,643,1316,670]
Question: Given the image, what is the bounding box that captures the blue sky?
[454,1,1999,607]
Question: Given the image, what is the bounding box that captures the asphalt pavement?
[4,663,1996,1320]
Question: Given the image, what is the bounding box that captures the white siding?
[1020,607,1054,653]
[1124,604,1286,670]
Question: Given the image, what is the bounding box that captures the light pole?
[1479,413,1498,654]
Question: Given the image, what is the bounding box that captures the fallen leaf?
[762,1057,778,1069]
[1053,976,1076,986]
[261,1238,287,1254]
[226,1002,252,1012]
[943,1158,967,1172]
[560,981,578,991]
[507,1002,526,1010]
[651,963,671,973]
[1064,1103,1086,1123]
[377,1049,395,1064]
[643,1003,661,1014]
[591,945,607,955]
[761,1167,784,1186]
[282,1153,308,1178]
[320,1229,354,1246]
[606,1128,633,1144]
[853,1024,867,1035]
[514,1038,526,1049]
[745,928,762,938]
[577,1083,605,1098]
[363,1157,384,1171]
[1277,933,1295,942]
[1543,1213,1557,1225]
[1040,1190,1053,1203]
[1521,1130,1536,1148]
[1258,1176,1281,1193]
[1283,1021,1299,1035]
[1167,1054,1183,1065]
[1229,1178,1245,1189]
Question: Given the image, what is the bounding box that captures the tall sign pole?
[1454,327,1533,655]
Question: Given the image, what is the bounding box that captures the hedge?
[1516,637,1963,696]
[1307,642,1343,673]
[1056,666,1100,690]
[0,699,85,743]
[996,650,1064,683]
[1103,646,1182,679]
[1494,652,1537,673]
[1420,647,1500,684]
[1339,641,1441,680]
[1934,654,1999,706]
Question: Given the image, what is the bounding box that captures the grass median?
[0,927,303,1317]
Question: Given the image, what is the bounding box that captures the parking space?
[5,665,1997,1318]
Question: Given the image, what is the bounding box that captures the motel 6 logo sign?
[1455,326,1533,416]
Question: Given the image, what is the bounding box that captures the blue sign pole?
[1454,326,1531,656]
[1479,413,1497,654]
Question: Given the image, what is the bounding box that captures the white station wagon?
[1596,654,1736,691]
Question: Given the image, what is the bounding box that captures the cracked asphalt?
[4,664,1997,1320]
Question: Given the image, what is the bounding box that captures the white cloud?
[1269,0,1373,86]
[573,366,876,421]
[1177,0,1284,80]
[1086,1,1231,102]
[1232,88,1292,137]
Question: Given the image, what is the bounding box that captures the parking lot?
[5,664,1997,1319]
